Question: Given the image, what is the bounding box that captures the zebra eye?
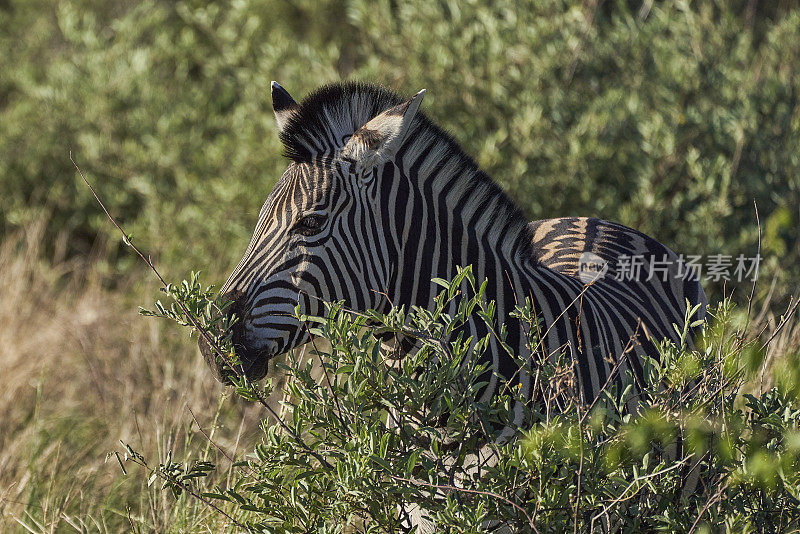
[292,213,327,236]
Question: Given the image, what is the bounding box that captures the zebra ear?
[341,89,425,171]
[271,81,298,133]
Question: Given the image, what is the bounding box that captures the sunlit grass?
[0,221,266,532]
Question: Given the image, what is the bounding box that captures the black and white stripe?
[201,82,707,423]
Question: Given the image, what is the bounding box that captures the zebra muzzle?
[198,331,272,384]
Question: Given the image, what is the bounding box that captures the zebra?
[199,80,706,430]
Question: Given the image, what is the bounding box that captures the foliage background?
[0,0,798,531]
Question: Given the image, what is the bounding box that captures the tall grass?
[0,221,265,532]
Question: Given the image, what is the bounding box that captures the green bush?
[2,0,798,299]
[126,267,800,532]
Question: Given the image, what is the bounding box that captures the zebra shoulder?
[527,217,707,317]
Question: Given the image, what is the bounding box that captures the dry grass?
[0,221,263,532]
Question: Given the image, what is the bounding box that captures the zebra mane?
[280,82,404,162]
[280,82,536,259]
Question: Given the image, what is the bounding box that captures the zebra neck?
[389,134,537,310]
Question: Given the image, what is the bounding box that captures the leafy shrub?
[126,268,800,532]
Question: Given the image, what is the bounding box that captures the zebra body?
[200,81,706,423]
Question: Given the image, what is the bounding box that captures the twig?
[500,274,603,399]
[187,405,259,479]
[303,319,350,431]
[590,458,691,528]
[280,344,306,420]
[573,395,584,534]
[121,444,247,529]
[687,480,729,534]
[761,295,800,352]
[579,320,643,427]
[385,471,539,533]
[745,200,761,334]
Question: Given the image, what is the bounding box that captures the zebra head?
[200,82,426,382]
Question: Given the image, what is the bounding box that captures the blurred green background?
[1,0,798,302]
